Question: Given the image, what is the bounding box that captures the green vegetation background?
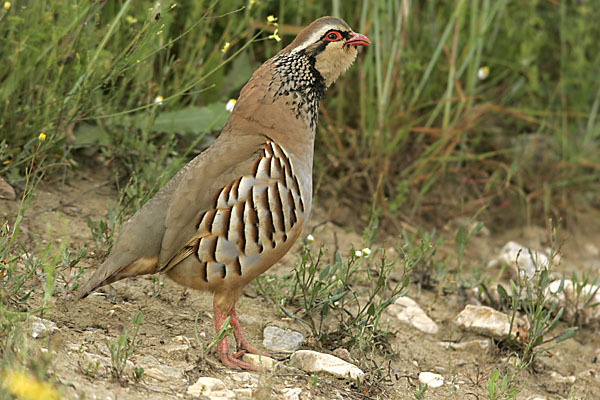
[2,0,598,226]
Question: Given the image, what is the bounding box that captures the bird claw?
[218,352,260,370]
[235,341,269,357]
[212,302,269,370]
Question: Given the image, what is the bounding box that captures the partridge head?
[76,17,369,370]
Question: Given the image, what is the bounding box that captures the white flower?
[306,234,314,243]
[154,95,164,105]
[361,247,371,257]
[354,250,363,258]
[225,99,236,112]
[477,66,490,80]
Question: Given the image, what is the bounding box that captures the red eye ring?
[323,31,342,42]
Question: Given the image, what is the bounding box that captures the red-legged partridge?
[77,17,370,370]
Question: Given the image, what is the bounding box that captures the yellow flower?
[126,15,137,24]
[268,29,281,42]
[38,133,46,141]
[3,2,10,11]
[221,42,230,53]
[2,370,59,400]
[266,15,278,26]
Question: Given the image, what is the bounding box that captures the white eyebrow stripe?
[290,28,334,53]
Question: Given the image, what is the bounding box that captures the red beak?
[346,32,370,47]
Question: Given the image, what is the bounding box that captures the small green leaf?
[500,374,508,392]
[73,123,111,147]
[319,265,331,280]
[152,103,228,135]
[555,327,578,343]
[367,303,376,316]
[486,369,499,397]
[555,276,565,293]
[546,307,563,331]
[497,284,510,302]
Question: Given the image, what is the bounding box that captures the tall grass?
[2,1,599,225]
[320,0,600,227]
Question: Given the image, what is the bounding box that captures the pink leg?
[228,306,265,356]
[213,301,259,370]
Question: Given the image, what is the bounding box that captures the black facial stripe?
[308,41,328,56]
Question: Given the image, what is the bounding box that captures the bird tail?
[75,254,159,300]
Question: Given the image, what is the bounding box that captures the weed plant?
[496,224,578,367]
[106,311,144,384]
[561,269,600,326]
[256,230,441,377]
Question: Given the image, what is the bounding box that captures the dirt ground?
[2,168,600,400]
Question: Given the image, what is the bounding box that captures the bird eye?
[323,31,342,42]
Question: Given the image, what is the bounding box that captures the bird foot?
[235,343,270,358]
[212,302,269,370]
[218,350,260,370]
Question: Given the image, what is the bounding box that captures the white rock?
[230,372,258,386]
[584,243,599,257]
[187,377,235,399]
[94,342,111,357]
[0,177,16,200]
[143,367,170,381]
[282,387,303,400]
[549,371,576,384]
[233,388,253,399]
[143,365,183,381]
[163,344,190,354]
[488,241,549,278]
[388,297,439,334]
[66,343,83,352]
[546,279,600,323]
[419,372,444,388]
[332,348,352,362]
[292,350,364,380]
[29,316,59,338]
[439,339,490,351]
[456,305,510,338]
[173,335,192,344]
[137,355,159,365]
[263,326,304,352]
[242,354,277,369]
